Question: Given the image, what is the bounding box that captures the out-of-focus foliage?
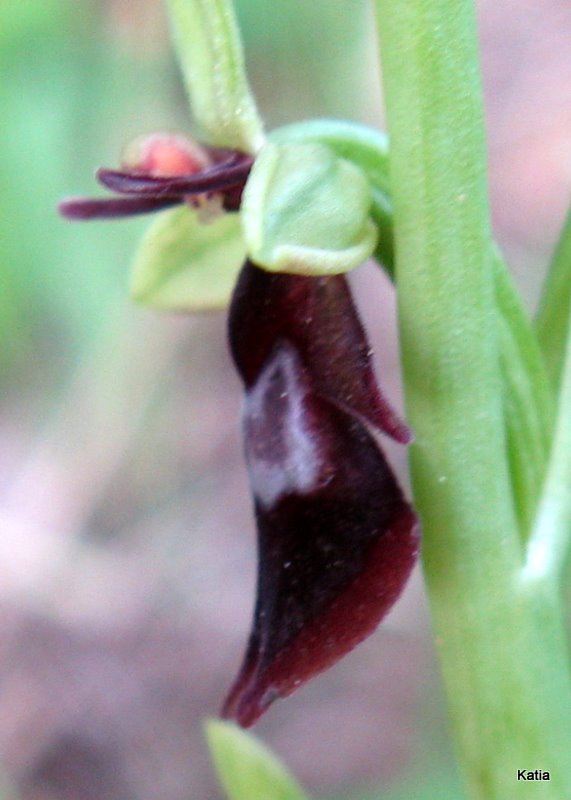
[236,0,368,126]
[337,770,462,800]
[1,0,152,380]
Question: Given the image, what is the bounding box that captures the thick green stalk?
[373,1,571,798]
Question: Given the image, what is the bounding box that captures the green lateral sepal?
[130,206,245,311]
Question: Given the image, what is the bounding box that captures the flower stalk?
[373,0,571,797]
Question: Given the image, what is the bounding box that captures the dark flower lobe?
[223,261,419,726]
[229,261,412,444]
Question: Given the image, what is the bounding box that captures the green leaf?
[528,201,571,579]
[130,207,246,310]
[205,719,311,800]
[165,0,264,153]
[493,253,555,536]
[536,205,571,395]
[526,282,571,582]
[241,141,377,275]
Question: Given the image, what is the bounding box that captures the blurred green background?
[0,1,570,799]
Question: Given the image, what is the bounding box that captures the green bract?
[240,142,378,276]
[130,207,245,311]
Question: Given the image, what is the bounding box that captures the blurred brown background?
[0,1,570,798]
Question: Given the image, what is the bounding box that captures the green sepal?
[166,0,264,153]
[130,207,245,311]
[204,719,311,800]
[241,141,377,276]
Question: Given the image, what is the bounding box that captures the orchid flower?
[59,127,419,724]
[59,0,419,727]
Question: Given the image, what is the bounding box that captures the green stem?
[373,1,571,798]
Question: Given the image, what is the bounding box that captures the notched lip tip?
[398,426,414,446]
[220,704,264,730]
[381,420,413,446]
[220,681,281,728]
[219,702,257,730]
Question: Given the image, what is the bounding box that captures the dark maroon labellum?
[223,260,419,727]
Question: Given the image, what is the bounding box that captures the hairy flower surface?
[224,261,419,726]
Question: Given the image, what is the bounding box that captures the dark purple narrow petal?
[222,339,419,726]
[58,195,182,220]
[229,261,411,443]
[221,184,245,212]
[96,156,253,197]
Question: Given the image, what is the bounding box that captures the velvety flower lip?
[58,141,253,220]
[223,260,419,727]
